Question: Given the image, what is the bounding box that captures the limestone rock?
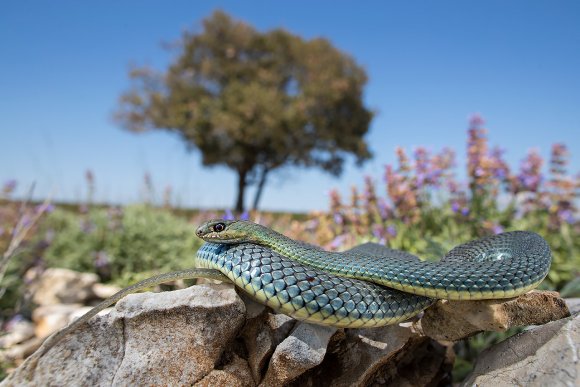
[1,280,573,386]
[261,322,337,386]
[68,305,113,322]
[195,353,254,387]
[0,319,35,348]
[242,312,296,382]
[566,298,580,314]
[266,313,296,347]
[32,304,86,339]
[462,310,580,386]
[1,284,246,386]
[0,337,43,365]
[30,268,99,306]
[421,290,571,341]
[293,322,453,387]
[91,283,122,299]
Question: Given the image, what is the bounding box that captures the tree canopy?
[115,10,374,211]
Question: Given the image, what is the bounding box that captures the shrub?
[39,205,201,285]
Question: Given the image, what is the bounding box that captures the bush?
[39,205,201,285]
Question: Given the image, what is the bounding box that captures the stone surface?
[1,279,573,386]
[31,304,86,339]
[0,320,35,349]
[421,290,571,341]
[292,322,453,387]
[195,353,254,387]
[0,337,43,366]
[242,310,296,383]
[566,298,580,314]
[1,284,246,386]
[91,283,122,299]
[462,310,579,386]
[30,268,100,306]
[261,322,337,386]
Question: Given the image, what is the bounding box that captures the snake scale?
[195,219,552,328]
[23,218,551,367]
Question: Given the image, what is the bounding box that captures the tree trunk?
[252,166,269,210]
[235,169,247,212]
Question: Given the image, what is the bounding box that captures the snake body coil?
[197,243,434,327]
[195,220,552,328]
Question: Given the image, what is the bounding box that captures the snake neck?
[247,224,319,259]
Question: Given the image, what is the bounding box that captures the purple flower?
[223,209,234,221]
[20,214,32,229]
[492,224,504,234]
[469,113,485,128]
[94,251,110,268]
[493,168,506,179]
[329,234,346,250]
[35,203,55,214]
[377,199,390,219]
[2,179,17,194]
[451,202,460,213]
[386,225,397,237]
[415,173,426,189]
[372,225,384,240]
[240,211,250,221]
[333,213,344,225]
[461,208,470,216]
[558,209,575,224]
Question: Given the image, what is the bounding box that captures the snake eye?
[213,223,226,233]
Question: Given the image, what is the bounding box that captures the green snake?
[22,219,551,368]
[195,219,551,328]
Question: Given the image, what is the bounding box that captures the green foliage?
[115,10,373,211]
[40,205,201,283]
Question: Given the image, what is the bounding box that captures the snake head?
[196,219,255,244]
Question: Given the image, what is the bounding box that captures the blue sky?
[1,1,579,212]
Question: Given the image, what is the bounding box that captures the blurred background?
[0,1,578,382]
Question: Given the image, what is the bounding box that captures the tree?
[115,11,373,212]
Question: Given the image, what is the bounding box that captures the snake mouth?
[202,235,247,244]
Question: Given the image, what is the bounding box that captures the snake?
[194,219,552,328]
[21,219,551,369]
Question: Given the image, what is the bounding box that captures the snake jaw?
[202,234,247,244]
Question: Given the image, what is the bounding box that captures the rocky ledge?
[1,281,576,386]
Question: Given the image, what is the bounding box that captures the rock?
[293,322,453,386]
[421,290,571,341]
[32,304,86,339]
[2,281,572,386]
[0,337,44,364]
[91,283,122,299]
[1,284,246,386]
[195,353,254,387]
[566,298,580,315]
[462,310,580,386]
[261,322,337,386]
[266,313,296,347]
[242,312,296,382]
[68,306,113,322]
[239,292,268,319]
[0,320,35,348]
[30,268,99,306]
